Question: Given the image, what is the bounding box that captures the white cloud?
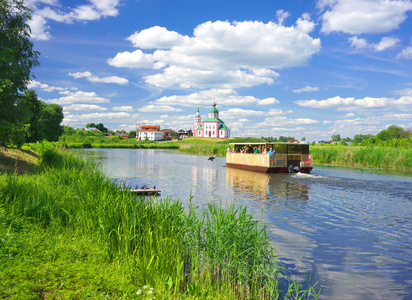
[374,36,401,51]
[295,13,316,34]
[27,0,121,40]
[396,46,412,59]
[344,112,355,118]
[348,36,401,51]
[63,104,107,111]
[293,86,320,93]
[27,80,67,92]
[27,14,51,40]
[127,26,190,49]
[45,90,111,105]
[348,37,369,49]
[220,108,267,117]
[393,88,412,96]
[319,0,412,34]
[276,9,290,25]
[109,19,321,89]
[112,106,135,112]
[153,89,280,107]
[69,71,129,85]
[138,105,183,112]
[107,50,161,69]
[63,112,131,123]
[295,95,412,110]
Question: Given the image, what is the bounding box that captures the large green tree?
[41,103,63,141]
[0,0,39,146]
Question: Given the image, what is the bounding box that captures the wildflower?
[148,290,153,295]
[136,290,142,296]
[143,285,148,290]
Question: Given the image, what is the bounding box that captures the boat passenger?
[268,148,273,156]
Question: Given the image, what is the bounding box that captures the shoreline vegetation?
[0,144,319,299]
[56,135,412,171]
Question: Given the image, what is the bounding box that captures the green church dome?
[209,102,218,113]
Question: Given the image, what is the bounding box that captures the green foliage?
[0,0,40,146]
[331,134,341,142]
[41,103,64,141]
[86,122,108,133]
[311,145,412,170]
[0,144,319,299]
[353,133,374,144]
[262,136,295,142]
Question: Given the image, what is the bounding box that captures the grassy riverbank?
[57,135,412,170]
[311,145,412,170]
[0,144,319,299]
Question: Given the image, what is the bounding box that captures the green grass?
[0,142,319,299]
[311,145,412,170]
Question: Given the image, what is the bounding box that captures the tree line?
[1,0,63,147]
[262,125,412,147]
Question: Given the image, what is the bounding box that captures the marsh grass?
[311,145,412,170]
[0,143,319,299]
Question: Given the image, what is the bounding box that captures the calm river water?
[71,148,412,300]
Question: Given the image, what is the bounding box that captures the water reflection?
[68,148,412,299]
[225,167,311,207]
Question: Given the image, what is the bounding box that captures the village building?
[178,129,192,140]
[138,125,163,141]
[161,129,179,140]
[193,103,230,138]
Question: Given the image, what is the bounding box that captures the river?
[71,148,412,300]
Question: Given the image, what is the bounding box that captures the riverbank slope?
[0,144,318,299]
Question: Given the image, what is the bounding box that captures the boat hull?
[226,163,313,173]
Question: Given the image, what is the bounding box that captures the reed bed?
[0,143,319,299]
[311,145,412,170]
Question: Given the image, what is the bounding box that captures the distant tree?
[331,134,341,142]
[96,123,108,133]
[41,103,63,141]
[353,134,374,144]
[128,130,136,138]
[0,0,40,146]
[375,125,408,141]
[23,90,43,142]
[278,136,294,142]
[63,125,76,135]
[86,123,97,128]
[301,136,306,141]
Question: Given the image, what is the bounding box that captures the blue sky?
[26,0,412,141]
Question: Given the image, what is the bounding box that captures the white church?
[193,103,230,138]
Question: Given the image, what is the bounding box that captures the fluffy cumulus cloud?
[69,71,129,85]
[108,17,321,89]
[26,0,121,40]
[45,90,111,105]
[295,95,412,110]
[319,0,412,34]
[152,89,279,107]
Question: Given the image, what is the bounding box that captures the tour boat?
[226,142,313,173]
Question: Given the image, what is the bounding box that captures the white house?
[138,125,163,141]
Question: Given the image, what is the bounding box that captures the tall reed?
[0,143,319,298]
[311,145,412,170]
